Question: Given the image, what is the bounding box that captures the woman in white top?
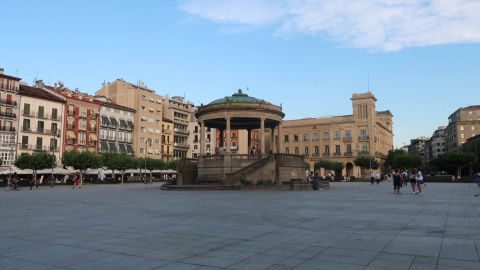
[416,169,424,194]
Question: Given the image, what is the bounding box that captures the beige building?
[96,79,164,159]
[282,92,393,178]
[445,106,480,153]
[0,68,21,169]
[162,95,195,159]
[18,84,66,165]
[188,111,216,158]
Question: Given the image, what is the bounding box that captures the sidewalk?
[1,182,480,269]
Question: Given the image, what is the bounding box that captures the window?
[461,134,465,139]
[324,145,330,153]
[346,144,351,153]
[118,132,125,142]
[303,133,309,141]
[79,119,87,130]
[323,132,329,140]
[38,106,45,117]
[293,134,299,141]
[80,106,87,117]
[156,110,161,115]
[37,121,44,133]
[469,112,473,115]
[22,136,28,149]
[460,126,464,131]
[335,145,340,153]
[149,108,154,112]
[361,143,367,152]
[284,135,289,142]
[285,148,289,154]
[141,127,146,133]
[51,123,57,135]
[155,139,160,145]
[148,118,153,123]
[78,133,86,145]
[140,137,145,144]
[314,146,319,154]
[36,137,43,150]
[294,147,299,155]
[304,146,309,155]
[472,126,476,130]
[141,95,147,101]
[156,120,161,125]
[334,131,340,139]
[360,129,367,137]
[140,148,145,154]
[23,103,30,114]
[313,133,319,141]
[51,108,58,120]
[141,106,146,112]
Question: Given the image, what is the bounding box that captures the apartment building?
[189,111,216,158]
[282,92,393,177]
[408,137,430,158]
[445,106,480,153]
[95,96,135,155]
[17,84,65,163]
[162,94,195,159]
[424,126,446,164]
[214,129,260,154]
[96,79,164,159]
[0,69,21,169]
[162,118,173,162]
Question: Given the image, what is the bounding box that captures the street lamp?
[50,130,61,188]
[8,133,15,185]
[144,138,151,181]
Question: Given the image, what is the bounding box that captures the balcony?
[66,139,75,145]
[162,150,173,156]
[0,84,18,92]
[21,126,45,134]
[358,151,370,156]
[344,152,353,157]
[0,99,17,106]
[343,137,352,142]
[22,110,35,117]
[333,152,341,157]
[108,136,115,141]
[89,142,96,147]
[163,129,171,134]
[333,137,341,141]
[174,128,189,135]
[36,112,48,119]
[90,128,97,133]
[51,114,62,121]
[162,140,172,145]
[90,113,97,120]
[79,112,88,118]
[322,153,330,157]
[0,126,15,132]
[358,135,369,142]
[174,142,190,148]
[193,129,198,133]
[304,154,310,157]
[323,138,330,141]
[20,144,59,152]
[311,153,320,157]
[67,124,75,129]
[0,111,16,118]
[67,110,75,116]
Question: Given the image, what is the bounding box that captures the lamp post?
[50,130,61,188]
[8,133,15,185]
[144,138,151,181]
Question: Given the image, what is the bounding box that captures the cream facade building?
[95,80,164,159]
[445,105,480,153]
[162,95,195,159]
[0,69,21,169]
[282,92,393,178]
[18,84,65,166]
[188,111,217,158]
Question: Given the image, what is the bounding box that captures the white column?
[200,121,205,156]
[226,117,231,153]
[260,118,265,154]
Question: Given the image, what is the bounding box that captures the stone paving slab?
[1,182,480,269]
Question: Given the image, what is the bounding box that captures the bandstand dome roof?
[208,89,271,105]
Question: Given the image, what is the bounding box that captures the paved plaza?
[1,182,480,270]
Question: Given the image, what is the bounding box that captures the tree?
[331,162,345,176]
[114,153,136,184]
[167,159,180,170]
[314,160,344,176]
[102,152,120,181]
[354,156,379,178]
[15,152,56,183]
[62,150,102,186]
[145,158,167,179]
[442,152,478,176]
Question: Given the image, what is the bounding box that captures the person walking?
[393,169,402,194]
[375,171,381,184]
[72,173,81,189]
[475,172,480,188]
[416,169,424,194]
[30,174,39,190]
[370,171,375,185]
[409,171,417,194]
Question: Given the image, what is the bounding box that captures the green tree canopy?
[167,159,180,170]
[15,152,56,182]
[354,156,379,170]
[62,150,102,186]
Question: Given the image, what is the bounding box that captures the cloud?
[180,0,480,51]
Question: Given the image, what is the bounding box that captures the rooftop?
[208,89,272,105]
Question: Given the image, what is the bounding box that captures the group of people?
[307,171,325,190]
[369,171,385,185]
[392,169,424,194]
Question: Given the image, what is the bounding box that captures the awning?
[126,144,134,153]
[119,144,127,153]
[119,119,128,128]
[140,116,147,121]
[148,128,154,133]
[109,143,117,152]
[149,97,155,102]
[110,117,118,126]
[101,116,110,125]
[89,134,98,141]
[127,120,134,128]
[155,129,161,134]
[67,131,76,139]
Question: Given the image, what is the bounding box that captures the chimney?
[54,83,57,90]
[0,68,4,74]
[35,80,44,89]
[102,82,106,88]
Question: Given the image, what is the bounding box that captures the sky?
[1,0,479,148]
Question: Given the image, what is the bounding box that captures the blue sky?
[1,0,479,148]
